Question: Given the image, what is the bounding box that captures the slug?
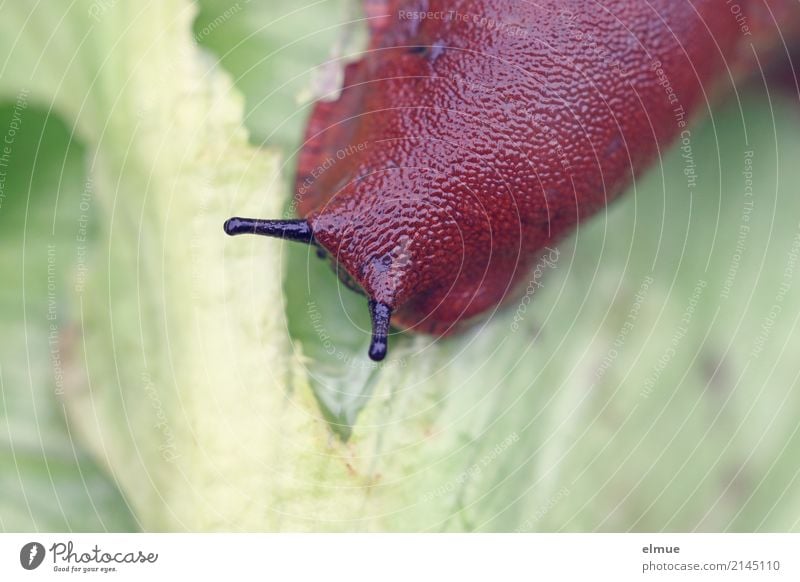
[225,0,800,361]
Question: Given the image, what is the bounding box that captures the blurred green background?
[2,0,800,532]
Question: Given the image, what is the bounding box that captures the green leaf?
[0,103,136,531]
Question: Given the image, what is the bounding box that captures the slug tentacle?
[223,217,315,245]
[368,300,393,362]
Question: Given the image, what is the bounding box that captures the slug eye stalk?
[223,217,315,244]
[368,300,392,362]
[224,217,394,362]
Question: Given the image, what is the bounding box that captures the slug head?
[223,217,394,362]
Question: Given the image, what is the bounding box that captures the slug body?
[227,0,799,360]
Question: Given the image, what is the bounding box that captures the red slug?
[225,0,800,361]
